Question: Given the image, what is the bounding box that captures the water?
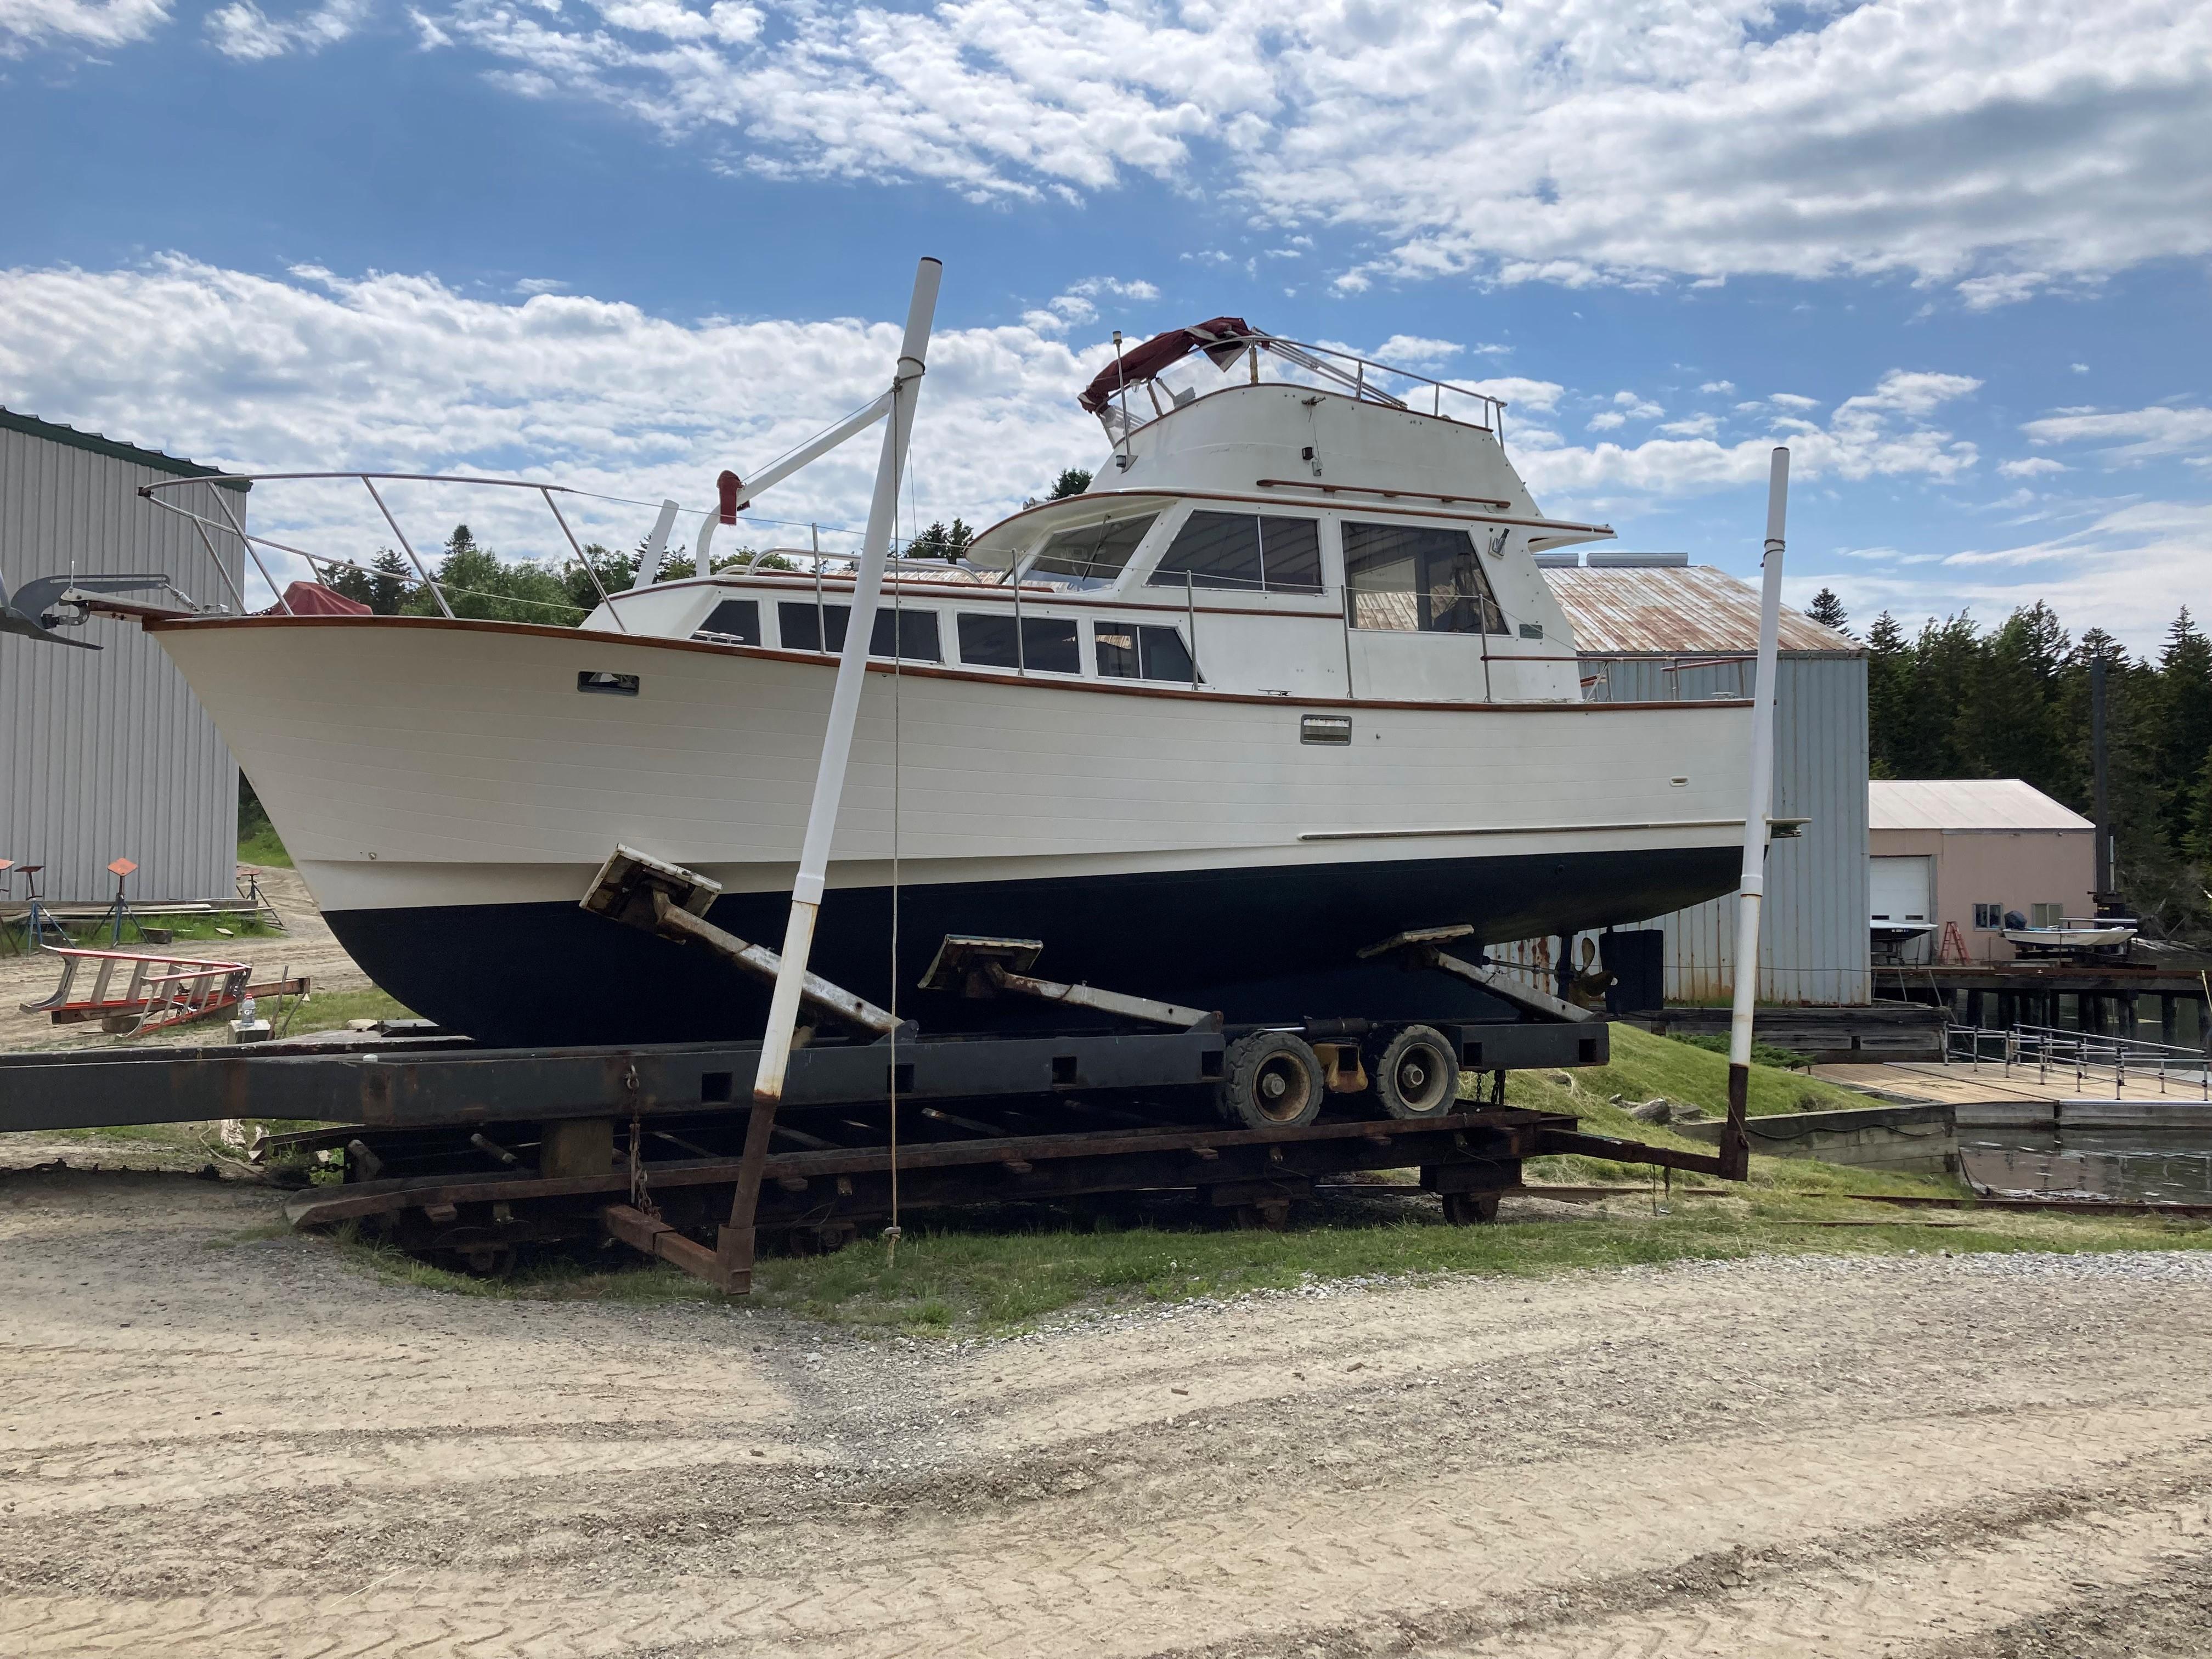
[1961,1128,2212,1205]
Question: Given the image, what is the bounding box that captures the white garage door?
[1869,855,1933,921]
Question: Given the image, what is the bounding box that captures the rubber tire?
[1368,1024,1462,1120]
[1218,1031,1325,1130]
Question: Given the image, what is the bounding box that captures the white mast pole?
[751,257,940,1109]
[1720,446,1790,1180]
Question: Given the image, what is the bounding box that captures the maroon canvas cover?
[1077,317,1255,413]
[263,580,373,616]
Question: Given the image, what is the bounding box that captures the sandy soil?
[0,865,376,1053]
[3,1163,2210,1657]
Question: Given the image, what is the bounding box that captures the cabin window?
[578,671,639,696]
[1093,620,1196,683]
[776,601,940,662]
[1026,515,1158,587]
[1148,511,1323,595]
[692,599,761,645]
[958,613,1081,674]
[1342,522,1508,634]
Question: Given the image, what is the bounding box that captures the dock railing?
[1946,1020,2211,1098]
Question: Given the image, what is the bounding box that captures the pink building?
[1868,779,2096,965]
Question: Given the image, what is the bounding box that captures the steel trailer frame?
[0,1012,1735,1290]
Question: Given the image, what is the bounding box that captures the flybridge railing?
[1099,331,1509,441]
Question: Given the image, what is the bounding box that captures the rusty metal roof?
[1544,564,1854,655]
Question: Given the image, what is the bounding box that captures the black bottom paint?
[329,845,1737,1047]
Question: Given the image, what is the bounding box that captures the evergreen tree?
[909,518,975,561]
[364,550,414,614]
[1805,588,1849,635]
[1960,603,2072,798]
[2185,744,2212,866]
[1864,611,1910,778]
[1046,468,1092,500]
[2158,609,2212,851]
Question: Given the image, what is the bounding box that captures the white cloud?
[2071,362,2090,374]
[1769,393,1821,411]
[0,256,1111,595]
[1813,500,2212,653]
[2020,404,2212,464]
[1520,368,1980,508]
[388,0,2211,294]
[1954,271,2049,309]
[1699,380,1734,395]
[205,0,369,59]
[0,0,167,50]
[1021,276,1160,334]
[1997,456,2067,478]
[0,260,2023,623]
[1370,334,1461,368]
[1657,414,1719,438]
[1587,411,1626,431]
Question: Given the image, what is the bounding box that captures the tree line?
[1806,589,2212,941]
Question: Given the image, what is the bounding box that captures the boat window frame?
[1340,518,1510,636]
[1144,507,1327,596]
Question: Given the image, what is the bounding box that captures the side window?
[1094,620,1196,683]
[1026,515,1158,586]
[1149,511,1324,595]
[1342,522,1508,634]
[779,600,845,653]
[958,613,1080,673]
[869,609,941,663]
[693,599,760,645]
[779,601,939,661]
[1973,902,2001,930]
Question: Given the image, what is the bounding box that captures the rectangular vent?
[1518,622,1544,640]
[578,671,639,696]
[1300,714,1352,746]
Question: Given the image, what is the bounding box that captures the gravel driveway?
[3,1164,2210,1657]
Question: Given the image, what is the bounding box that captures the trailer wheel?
[1441,1191,1501,1226]
[1218,1032,1324,1129]
[1369,1025,1460,1119]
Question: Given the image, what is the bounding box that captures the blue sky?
[3,0,2208,649]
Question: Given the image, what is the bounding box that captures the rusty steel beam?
[1534,1128,1730,1179]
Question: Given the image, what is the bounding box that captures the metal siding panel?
[1607,653,1869,1007]
[1,428,243,902]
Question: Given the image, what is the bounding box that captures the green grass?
[128,911,280,944]
[275,985,418,1036]
[237,827,292,869]
[324,1188,2212,1335]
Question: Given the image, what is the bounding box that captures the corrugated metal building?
[1543,562,1871,1005]
[1,409,246,903]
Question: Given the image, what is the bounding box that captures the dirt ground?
[4,1163,2211,1657]
[0,865,375,1053]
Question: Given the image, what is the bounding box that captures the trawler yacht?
[138,319,1752,1042]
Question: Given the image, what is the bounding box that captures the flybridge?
[1078,318,1512,443]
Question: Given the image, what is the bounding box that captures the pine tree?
[1046,468,1092,500]
[1805,588,1849,635]
[2158,609,2212,852]
[2185,744,2212,866]
[366,550,413,614]
[1864,611,1910,777]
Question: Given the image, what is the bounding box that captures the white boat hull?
[155,616,1751,1041]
